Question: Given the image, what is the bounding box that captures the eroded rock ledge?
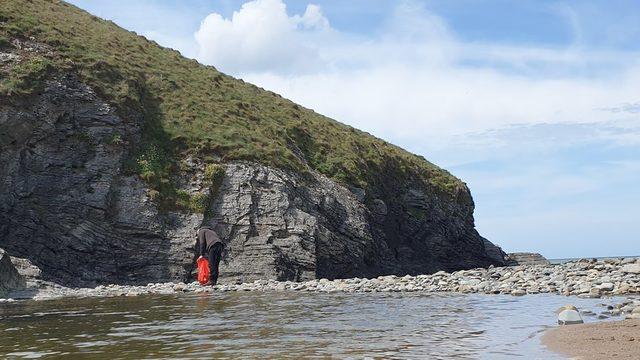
[506,252,551,266]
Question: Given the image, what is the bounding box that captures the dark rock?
[0,248,26,295]
[482,238,509,265]
[371,199,388,216]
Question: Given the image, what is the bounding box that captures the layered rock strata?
[1,50,502,286]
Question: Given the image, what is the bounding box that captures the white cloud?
[423,120,640,167]
[193,0,640,152]
[294,4,329,30]
[194,0,330,74]
[600,102,640,114]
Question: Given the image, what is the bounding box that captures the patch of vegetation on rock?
[0,55,52,95]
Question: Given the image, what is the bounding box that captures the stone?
[621,264,640,274]
[615,284,631,295]
[621,305,636,313]
[598,282,615,291]
[0,249,26,296]
[589,287,601,297]
[627,313,640,320]
[558,306,584,325]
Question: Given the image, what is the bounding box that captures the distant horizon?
[67,0,640,259]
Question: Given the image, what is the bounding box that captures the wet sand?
[542,319,640,359]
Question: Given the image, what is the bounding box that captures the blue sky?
[67,0,640,259]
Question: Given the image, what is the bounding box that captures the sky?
[67,0,640,259]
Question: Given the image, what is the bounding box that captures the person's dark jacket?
[197,228,223,257]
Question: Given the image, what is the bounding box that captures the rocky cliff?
[0,72,503,287]
[0,73,200,286]
[0,3,505,288]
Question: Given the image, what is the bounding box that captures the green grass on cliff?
[0,0,463,208]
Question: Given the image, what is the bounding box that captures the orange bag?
[197,257,210,285]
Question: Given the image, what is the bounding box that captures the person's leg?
[209,243,223,285]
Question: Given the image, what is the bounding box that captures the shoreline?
[2,257,639,304]
[542,319,640,359]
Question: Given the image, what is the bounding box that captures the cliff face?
[0,0,507,289]
[209,162,495,283]
[0,74,200,286]
[0,70,503,286]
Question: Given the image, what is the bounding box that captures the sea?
[0,291,631,359]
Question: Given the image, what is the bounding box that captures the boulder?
[557,305,584,325]
[0,248,26,296]
[626,307,640,320]
[598,282,615,291]
[621,264,640,274]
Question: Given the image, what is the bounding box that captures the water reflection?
[0,292,622,359]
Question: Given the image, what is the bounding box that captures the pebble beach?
[5,258,640,312]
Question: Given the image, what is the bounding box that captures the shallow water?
[0,292,623,359]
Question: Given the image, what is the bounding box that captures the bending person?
[197,226,224,286]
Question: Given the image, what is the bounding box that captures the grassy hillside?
[0,0,463,210]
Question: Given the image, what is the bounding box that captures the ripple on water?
[0,292,631,359]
